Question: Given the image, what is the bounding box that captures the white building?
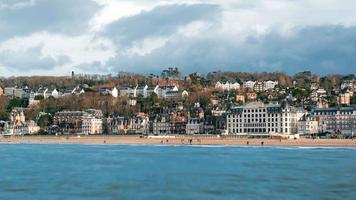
[215,81,240,90]
[186,118,204,134]
[264,80,279,91]
[226,102,305,138]
[154,85,179,98]
[82,115,103,135]
[298,114,319,135]
[243,81,256,89]
[111,87,119,98]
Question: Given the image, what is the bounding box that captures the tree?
[38,114,52,128]
[7,97,29,111]
[34,95,44,100]
[352,95,356,105]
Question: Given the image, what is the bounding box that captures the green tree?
[34,95,44,100]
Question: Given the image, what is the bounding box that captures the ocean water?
[0,144,356,200]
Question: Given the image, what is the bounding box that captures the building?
[312,107,356,136]
[111,87,119,98]
[152,115,171,135]
[186,118,204,134]
[215,81,240,91]
[105,114,149,134]
[5,108,40,135]
[341,80,355,90]
[246,92,257,101]
[298,114,319,136]
[236,95,245,104]
[338,92,353,105]
[53,109,102,134]
[253,81,264,92]
[317,99,329,108]
[154,85,179,99]
[243,81,256,89]
[4,87,30,98]
[264,80,279,91]
[53,111,87,134]
[82,116,103,135]
[226,102,304,137]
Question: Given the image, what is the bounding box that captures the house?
[82,116,103,135]
[4,87,30,98]
[105,114,149,134]
[338,92,353,105]
[246,92,257,101]
[119,86,136,97]
[341,80,355,90]
[154,85,179,99]
[298,114,319,136]
[215,81,240,90]
[186,118,204,134]
[0,86,4,96]
[151,115,171,135]
[312,107,356,136]
[316,99,329,108]
[5,108,40,135]
[253,81,264,92]
[310,82,320,90]
[243,81,256,89]
[236,95,245,104]
[53,109,102,134]
[182,90,189,98]
[111,87,119,98]
[264,80,278,91]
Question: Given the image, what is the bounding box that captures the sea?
[0,144,355,200]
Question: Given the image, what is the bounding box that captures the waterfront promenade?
[1,135,356,147]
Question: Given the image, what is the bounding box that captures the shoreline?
[1,135,356,147]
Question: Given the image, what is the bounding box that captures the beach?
[1,135,356,147]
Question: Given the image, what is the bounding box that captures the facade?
[154,85,179,99]
[105,115,149,134]
[253,81,264,92]
[215,81,240,91]
[186,118,204,134]
[341,80,355,90]
[226,102,304,137]
[246,92,257,101]
[243,81,256,89]
[111,87,119,98]
[152,115,171,135]
[312,107,356,136]
[298,114,319,135]
[4,87,30,98]
[5,108,40,135]
[53,111,87,134]
[236,95,245,104]
[82,116,103,135]
[338,92,353,105]
[264,80,278,91]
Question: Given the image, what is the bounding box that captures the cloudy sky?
[0,0,356,76]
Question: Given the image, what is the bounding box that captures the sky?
[0,0,356,76]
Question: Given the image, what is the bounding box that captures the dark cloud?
[102,3,221,46]
[105,25,356,75]
[0,0,101,41]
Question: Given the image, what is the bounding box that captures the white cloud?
[0,32,115,75]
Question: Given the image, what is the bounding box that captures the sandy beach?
[1,135,356,147]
